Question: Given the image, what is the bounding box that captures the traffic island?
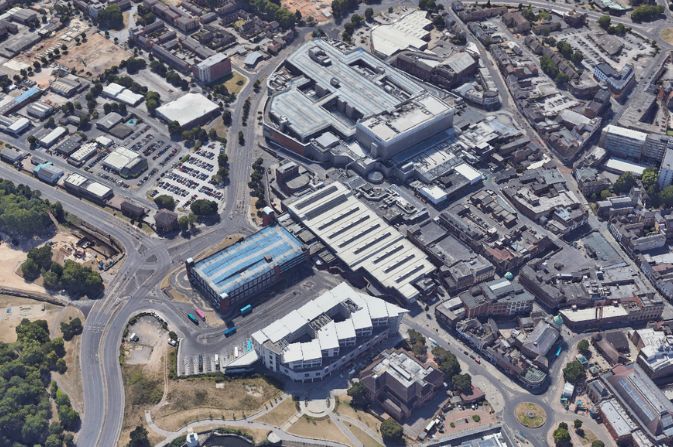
[515,402,547,429]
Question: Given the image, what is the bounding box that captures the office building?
[186,225,307,312]
[599,125,647,160]
[287,182,435,303]
[632,328,673,384]
[360,349,444,421]
[659,148,673,189]
[252,282,406,382]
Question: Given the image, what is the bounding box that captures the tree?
[407,329,427,360]
[154,194,176,211]
[553,423,571,446]
[365,7,374,21]
[222,109,232,126]
[659,185,673,207]
[642,168,658,190]
[380,419,403,442]
[347,382,369,409]
[128,425,151,447]
[28,244,53,270]
[60,260,104,299]
[598,14,611,30]
[21,257,41,281]
[631,4,664,22]
[577,339,590,356]
[238,131,245,146]
[22,413,49,444]
[563,360,585,384]
[591,441,605,447]
[190,199,218,216]
[97,4,124,30]
[452,373,472,394]
[574,419,583,429]
[613,172,636,194]
[178,215,191,232]
[61,318,83,341]
[432,346,461,379]
[58,405,80,431]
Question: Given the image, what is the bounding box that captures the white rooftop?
[603,124,647,142]
[102,146,141,171]
[156,93,219,127]
[371,10,431,57]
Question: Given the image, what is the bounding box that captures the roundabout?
[515,402,547,429]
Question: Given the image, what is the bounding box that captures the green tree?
[364,7,374,21]
[190,199,219,216]
[27,244,53,271]
[452,373,472,394]
[642,167,658,190]
[631,4,664,22]
[407,329,427,360]
[659,185,673,207]
[553,424,571,446]
[58,405,80,431]
[574,419,583,429]
[613,172,636,194]
[60,318,83,341]
[128,425,151,447]
[347,382,369,409]
[97,4,124,30]
[21,257,41,281]
[591,441,605,447]
[563,360,585,384]
[432,346,461,379]
[60,260,104,299]
[178,215,191,232]
[380,419,403,442]
[577,339,590,355]
[22,413,49,444]
[598,15,611,29]
[154,194,176,211]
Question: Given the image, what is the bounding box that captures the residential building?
[192,53,232,84]
[458,278,534,319]
[252,282,406,382]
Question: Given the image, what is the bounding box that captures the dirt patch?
[0,243,47,294]
[255,397,297,427]
[288,416,351,445]
[661,28,673,46]
[153,376,282,432]
[123,316,168,366]
[281,0,332,22]
[20,27,130,79]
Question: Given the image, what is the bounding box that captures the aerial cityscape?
[2,0,673,446]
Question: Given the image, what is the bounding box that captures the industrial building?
[251,282,406,382]
[101,147,148,178]
[26,102,54,119]
[63,173,113,203]
[33,162,64,185]
[264,39,455,167]
[102,82,144,107]
[186,225,307,312]
[192,53,232,84]
[156,92,219,128]
[287,182,435,303]
[68,142,98,167]
[96,112,124,131]
[37,126,67,148]
[369,10,431,58]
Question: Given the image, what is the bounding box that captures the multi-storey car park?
[251,282,406,383]
[186,225,307,313]
[263,39,456,176]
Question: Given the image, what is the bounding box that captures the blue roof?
[193,225,305,299]
[14,86,41,105]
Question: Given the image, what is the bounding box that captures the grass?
[334,396,381,431]
[346,422,382,447]
[515,402,546,429]
[255,397,297,427]
[124,366,163,407]
[288,416,351,445]
[223,71,247,95]
[578,428,599,446]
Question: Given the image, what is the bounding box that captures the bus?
[240,304,252,315]
[194,307,206,320]
[224,327,237,337]
[187,313,199,325]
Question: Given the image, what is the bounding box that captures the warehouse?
[63,173,113,203]
[251,282,406,382]
[26,102,54,119]
[0,116,30,136]
[37,126,67,148]
[68,142,98,167]
[155,92,219,128]
[96,112,123,131]
[185,225,307,313]
[101,147,148,178]
[287,182,436,303]
[33,162,64,185]
[102,82,144,107]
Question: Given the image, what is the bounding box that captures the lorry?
[224,326,237,337]
[240,304,252,315]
